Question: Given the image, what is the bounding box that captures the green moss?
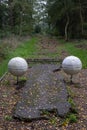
[41,110,50,116]
[61,113,77,126]
[49,117,58,125]
[68,97,76,108]
[67,86,75,98]
[20,77,27,81]
[68,114,77,123]
[4,115,13,121]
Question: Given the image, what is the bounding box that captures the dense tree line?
[47,0,87,40]
[0,0,87,39]
[0,0,34,37]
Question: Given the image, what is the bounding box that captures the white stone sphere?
[8,57,28,76]
[62,56,82,75]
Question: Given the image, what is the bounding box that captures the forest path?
[0,36,87,130]
[36,35,68,60]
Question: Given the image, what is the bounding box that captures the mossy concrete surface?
[14,64,70,120]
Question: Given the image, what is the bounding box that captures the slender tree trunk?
[0,1,3,29]
[19,12,23,36]
[79,0,84,35]
[8,0,14,31]
[65,14,69,41]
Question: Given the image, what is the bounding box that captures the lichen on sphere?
[8,57,28,76]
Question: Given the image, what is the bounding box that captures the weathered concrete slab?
[14,64,70,120]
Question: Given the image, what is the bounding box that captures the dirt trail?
[36,35,68,59]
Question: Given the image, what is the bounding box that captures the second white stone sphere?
[8,57,28,76]
[62,56,82,75]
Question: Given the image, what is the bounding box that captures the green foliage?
[49,117,58,125]
[0,0,87,37]
[62,113,77,126]
[0,60,9,78]
[4,115,13,121]
[0,0,34,36]
[65,83,78,124]
[47,0,87,39]
[67,86,75,98]
[41,110,50,117]
[20,77,27,81]
[61,118,69,126]
[67,86,78,113]
[68,114,77,123]
[61,99,78,126]
[68,97,76,109]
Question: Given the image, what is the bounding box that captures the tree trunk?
[79,0,84,35]
[65,14,69,41]
[8,0,14,31]
[19,12,23,36]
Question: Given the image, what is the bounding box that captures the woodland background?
[0,0,87,40]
